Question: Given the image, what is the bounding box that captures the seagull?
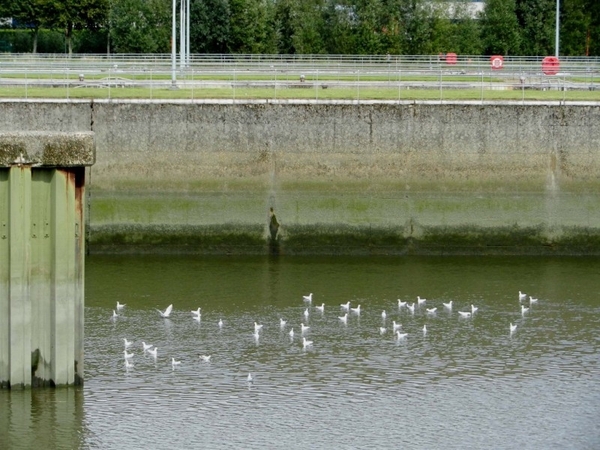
[171,358,181,368]
[316,303,325,312]
[379,327,387,335]
[157,304,173,318]
[417,296,426,305]
[338,313,348,324]
[280,318,287,328]
[116,301,126,310]
[529,296,538,304]
[407,303,415,314]
[300,323,310,334]
[123,338,132,348]
[148,347,158,358]
[303,293,313,303]
[426,307,437,314]
[423,324,427,335]
[200,355,211,362]
[519,291,527,301]
[289,328,294,339]
[254,322,263,333]
[192,314,201,322]
[191,307,201,316]
[302,337,313,349]
[510,323,517,333]
[396,331,408,339]
[112,310,118,319]
[398,299,407,308]
[392,321,402,332]
[458,311,472,318]
[123,350,134,359]
[142,342,153,352]
[341,301,351,310]
[381,310,387,320]
[218,319,224,328]
[247,373,254,383]
[125,359,134,369]
[521,305,529,315]
[252,330,260,340]
[304,308,309,319]
[471,304,478,314]
[443,301,453,309]
[350,304,361,315]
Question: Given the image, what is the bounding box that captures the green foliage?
[109,0,170,53]
[516,0,555,55]
[189,0,230,53]
[481,0,521,55]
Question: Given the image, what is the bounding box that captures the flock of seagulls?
[110,289,541,381]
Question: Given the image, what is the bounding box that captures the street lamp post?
[555,0,560,58]
[171,0,177,88]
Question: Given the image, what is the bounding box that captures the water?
[1,256,599,449]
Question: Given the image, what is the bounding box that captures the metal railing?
[0,54,598,102]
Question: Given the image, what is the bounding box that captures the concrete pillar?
[0,132,95,388]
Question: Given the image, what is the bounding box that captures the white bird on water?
[379,327,386,335]
[510,323,517,334]
[157,304,173,318]
[303,293,313,303]
[192,314,201,322]
[350,304,361,315]
[123,338,132,348]
[302,337,313,349]
[381,310,387,320]
[142,342,153,352]
[471,304,478,314]
[316,303,325,312]
[338,313,348,324]
[125,359,134,369]
[443,301,453,310]
[340,301,351,310]
[423,324,427,336]
[519,291,527,301]
[529,296,538,304]
[392,321,402,332]
[521,305,529,315]
[426,307,437,314]
[171,358,181,368]
[218,319,224,328]
[398,299,407,308]
[300,323,310,334]
[200,355,211,362]
[254,322,263,333]
[417,296,426,305]
[148,347,158,358]
[280,318,287,329]
[112,310,118,319]
[116,301,126,310]
[123,350,134,359]
[247,373,254,383]
[304,308,309,319]
[191,307,201,316]
[289,328,294,339]
[407,303,415,314]
[396,331,408,339]
[458,311,472,318]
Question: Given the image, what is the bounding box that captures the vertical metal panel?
[9,166,32,388]
[0,169,9,387]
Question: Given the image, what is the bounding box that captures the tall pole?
[171,0,177,88]
[555,0,560,58]
[186,0,191,66]
[180,0,185,69]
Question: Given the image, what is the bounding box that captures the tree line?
[0,0,599,56]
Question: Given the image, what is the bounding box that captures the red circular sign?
[542,56,560,76]
[445,52,457,65]
[490,55,504,70]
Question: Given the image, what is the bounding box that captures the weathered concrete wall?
[2,100,600,254]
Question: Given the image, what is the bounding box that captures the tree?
[516,0,555,55]
[480,0,521,55]
[189,0,230,53]
[560,0,590,55]
[4,0,47,53]
[109,0,170,53]
[228,0,272,53]
[43,0,108,55]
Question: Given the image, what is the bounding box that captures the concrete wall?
[2,99,600,254]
